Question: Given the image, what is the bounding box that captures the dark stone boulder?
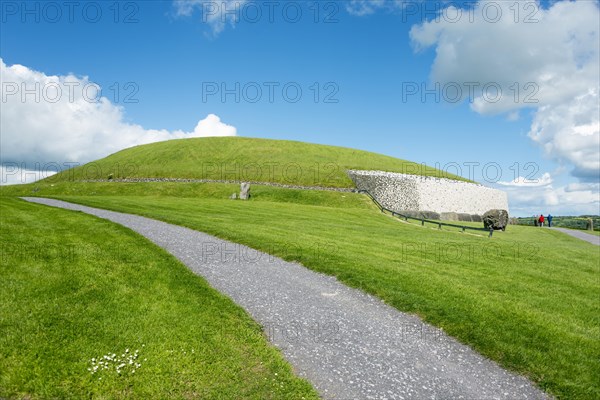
[457,213,473,222]
[399,210,421,219]
[440,212,459,221]
[399,210,440,221]
[483,209,509,231]
[420,211,441,220]
[471,214,482,223]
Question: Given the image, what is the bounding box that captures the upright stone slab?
[483,209,509,231]
[240,182,251,200]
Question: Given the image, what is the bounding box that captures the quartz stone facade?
[348,170,509,220]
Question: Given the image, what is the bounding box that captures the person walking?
[539,214,545,227]
[547,214,553,228]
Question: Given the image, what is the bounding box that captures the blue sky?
[1,0,599,216]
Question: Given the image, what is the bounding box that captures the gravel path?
[550,227,600,246]
[23,197,550,400]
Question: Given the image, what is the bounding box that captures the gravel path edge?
[21,197,551,400]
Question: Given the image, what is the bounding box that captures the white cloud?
[0,59,237,179]
[496,172,599,216]
[345,0,420,17]
[173,0,247,36]
[345,0,386,16]
[0,165,57,186]
[191,113,236,136]
[529,89,599,181]
[497,172,552,187]
[565,182,600,193]
[410,0,600,180]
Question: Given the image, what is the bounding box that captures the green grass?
[0,197,319,399]
[34,192,599,400]
[42,137,470,187]
[0,181,373,210]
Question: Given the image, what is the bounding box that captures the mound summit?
[48,137,469,188]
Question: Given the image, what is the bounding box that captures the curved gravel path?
[550,227,600,246]
[23,197,550,400]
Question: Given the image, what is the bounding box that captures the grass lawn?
[23,188,598,400]
[0,180,373,210]
[0,197,318,399]
[43,137,470,186]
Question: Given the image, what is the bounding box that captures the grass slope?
[2,135,596,398]
[0,181,374,210]
[38,192,599,400]
[43,137,470,187]
[0,197,318,399]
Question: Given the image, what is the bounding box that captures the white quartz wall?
[348,170,508,216]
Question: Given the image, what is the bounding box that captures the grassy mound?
[44,137,469,187]
[3,137,596,399]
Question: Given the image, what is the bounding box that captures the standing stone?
[230,193,237,200]
[240,182,251,200]
[482,209,509,231]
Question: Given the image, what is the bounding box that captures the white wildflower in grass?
[88,346,146,377]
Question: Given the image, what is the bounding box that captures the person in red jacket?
[539,214,545,227]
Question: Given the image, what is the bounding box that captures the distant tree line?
[516,216,599,231]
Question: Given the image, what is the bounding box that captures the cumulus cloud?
[410,0,600,180]
[0,165,57,185]
[344,0,423,17]
[173,0,247,36]
[497,172,552,187]
[529,89,599,181]
[0,58,236,175]
[191,113,236,136]
[345,0,387,16]
[495,172,599,216]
